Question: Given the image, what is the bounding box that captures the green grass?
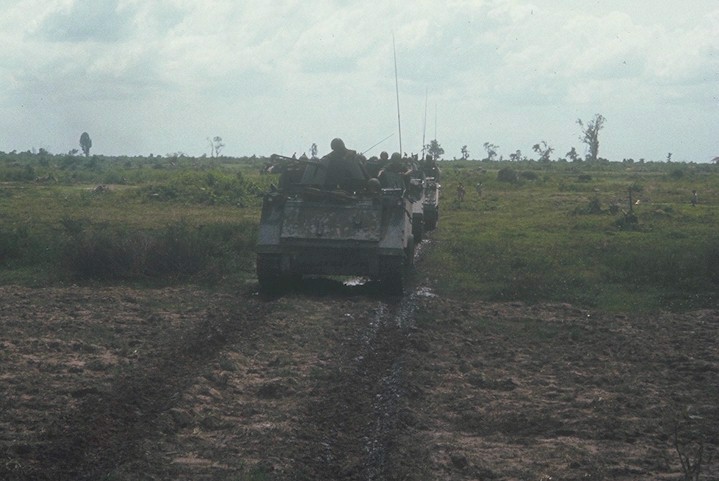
[0,154,262,285]
[426,160,718,311]
[1,152,717,311]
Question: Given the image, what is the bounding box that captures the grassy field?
[430,161,718,311]
[0,151,716,311]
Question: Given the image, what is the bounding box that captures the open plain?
[1,268,717,480]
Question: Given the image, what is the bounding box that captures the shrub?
[0,165,36,182]
[139,170,255,206]
[669,169,684,179]
[497,167,518,183]
[60,220,257,282]
[0,226,27,264]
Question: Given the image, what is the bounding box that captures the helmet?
[367,177,381,193]
[330,138,346,152]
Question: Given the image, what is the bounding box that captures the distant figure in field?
[691,190,698,206]
[457,182,466,202]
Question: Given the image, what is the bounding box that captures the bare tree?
[460,145,470,160]
[532,141,554,162]
[577,114,605,162]
[566,147,580,162]
[207,136,225,157]
[483,142,499,161]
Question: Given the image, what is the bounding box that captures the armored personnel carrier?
[408,171,427,242]
[420,156,440,231]
[256,140,416,294]
[422,177,439,231]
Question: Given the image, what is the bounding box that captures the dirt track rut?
[1,283,718,480]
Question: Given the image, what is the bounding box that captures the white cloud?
[0,0,717,160]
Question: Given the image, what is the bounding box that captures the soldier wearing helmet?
[322,137,369,192]
[378,152,410,189]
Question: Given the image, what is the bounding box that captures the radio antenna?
[393,34,402,155]
[421,87,428,158]
[361,133,394,155]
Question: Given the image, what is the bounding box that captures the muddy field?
[1,274,718,480]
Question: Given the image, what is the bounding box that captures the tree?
[532,141,554,162]
[577,114,605,162]
[79,132,92,157]
[460,145,470,160]
[509,149,523,162]
[483,142,499,161]
[566,147,580,162]
[425,139,444,160]
[310,143,318,159]
[208,136,225,157]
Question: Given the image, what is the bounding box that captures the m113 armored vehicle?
[420,155,440,231]
[256,139,416,294]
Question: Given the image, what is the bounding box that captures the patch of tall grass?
[59,220,257,283]
[426,160,718,311]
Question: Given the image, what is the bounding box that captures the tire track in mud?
[289,291,421,481]
[12,296,271,481]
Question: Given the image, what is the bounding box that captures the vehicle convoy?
[420,155,440,231]
[408,169,427,242]
[256,139,418,294]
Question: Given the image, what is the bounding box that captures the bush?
[139,170,255,206]
[60,220,257,282]
[0,226,28,264]
[0,165,36,182]
[497,167,518,183]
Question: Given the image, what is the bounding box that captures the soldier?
[323,138,369,191]
[421,154,441,181]
[367,152,389,178]
[378,152,410,189]
[457,182,466,202]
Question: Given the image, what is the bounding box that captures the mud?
[0,281,717,480]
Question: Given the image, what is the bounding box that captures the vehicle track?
[4,293,271,481]
[285,275,424,480]
[2,244,430,481]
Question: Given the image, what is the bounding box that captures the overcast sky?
[1,0,717,161]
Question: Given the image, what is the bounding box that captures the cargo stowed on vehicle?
[256,139,417,294]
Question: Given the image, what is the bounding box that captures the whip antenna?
[422,87,428,158]
[361,133,394,155]
[393,34,402,155]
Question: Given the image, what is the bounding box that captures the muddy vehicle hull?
[257,188,414,293]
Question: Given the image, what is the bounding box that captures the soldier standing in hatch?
[422,154,441,181]
[378,152,411,189]
[322,138,369,191]
[367,151,389,179]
